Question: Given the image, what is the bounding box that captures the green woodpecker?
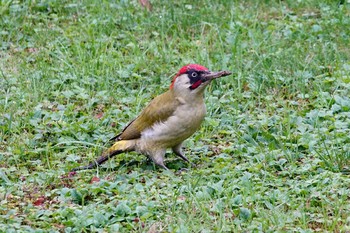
[72,64,231,171]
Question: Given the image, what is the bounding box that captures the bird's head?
[170,64,231,95]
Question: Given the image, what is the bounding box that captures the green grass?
[1,0,350,232]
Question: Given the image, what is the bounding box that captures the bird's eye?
[191,72,198,78]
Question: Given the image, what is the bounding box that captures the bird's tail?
[71,140,135,171]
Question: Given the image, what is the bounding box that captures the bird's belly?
[140,104,206,148]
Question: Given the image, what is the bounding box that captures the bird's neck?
[171,88,205,106]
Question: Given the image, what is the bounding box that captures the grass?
[1,0,350,232]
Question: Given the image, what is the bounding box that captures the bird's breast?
[140,102,206,146]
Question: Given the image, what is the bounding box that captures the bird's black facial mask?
[188,70,203,90]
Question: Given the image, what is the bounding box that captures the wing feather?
[112,90,177,141]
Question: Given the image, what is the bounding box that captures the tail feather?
[71,140,135,171]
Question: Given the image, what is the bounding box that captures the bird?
[72,64,231,171]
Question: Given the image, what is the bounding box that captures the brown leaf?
[68,171,77,178]
[53,224,65,229]
[33,196,45,206]
[91,176,100,183]
[134,218,145,228]
[139,0,152,11]
[26,47,39,53]
[95,112,104,119]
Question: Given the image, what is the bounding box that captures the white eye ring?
[191,72,198,78]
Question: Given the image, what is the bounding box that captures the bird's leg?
[149,150,168,170]
[172,143,190,163]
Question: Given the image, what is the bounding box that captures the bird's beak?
[201,70,232,82]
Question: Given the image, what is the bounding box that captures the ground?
[0,0,350,232]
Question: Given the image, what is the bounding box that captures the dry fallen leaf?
[139,0,152,11]
[95,112,104,119]
[33,196,45,206]
[90,176,100,183]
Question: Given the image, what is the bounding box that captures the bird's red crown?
[170,64,209,89]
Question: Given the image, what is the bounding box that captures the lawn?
[1,0,350,232]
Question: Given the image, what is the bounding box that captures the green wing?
[113,90,178,141]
